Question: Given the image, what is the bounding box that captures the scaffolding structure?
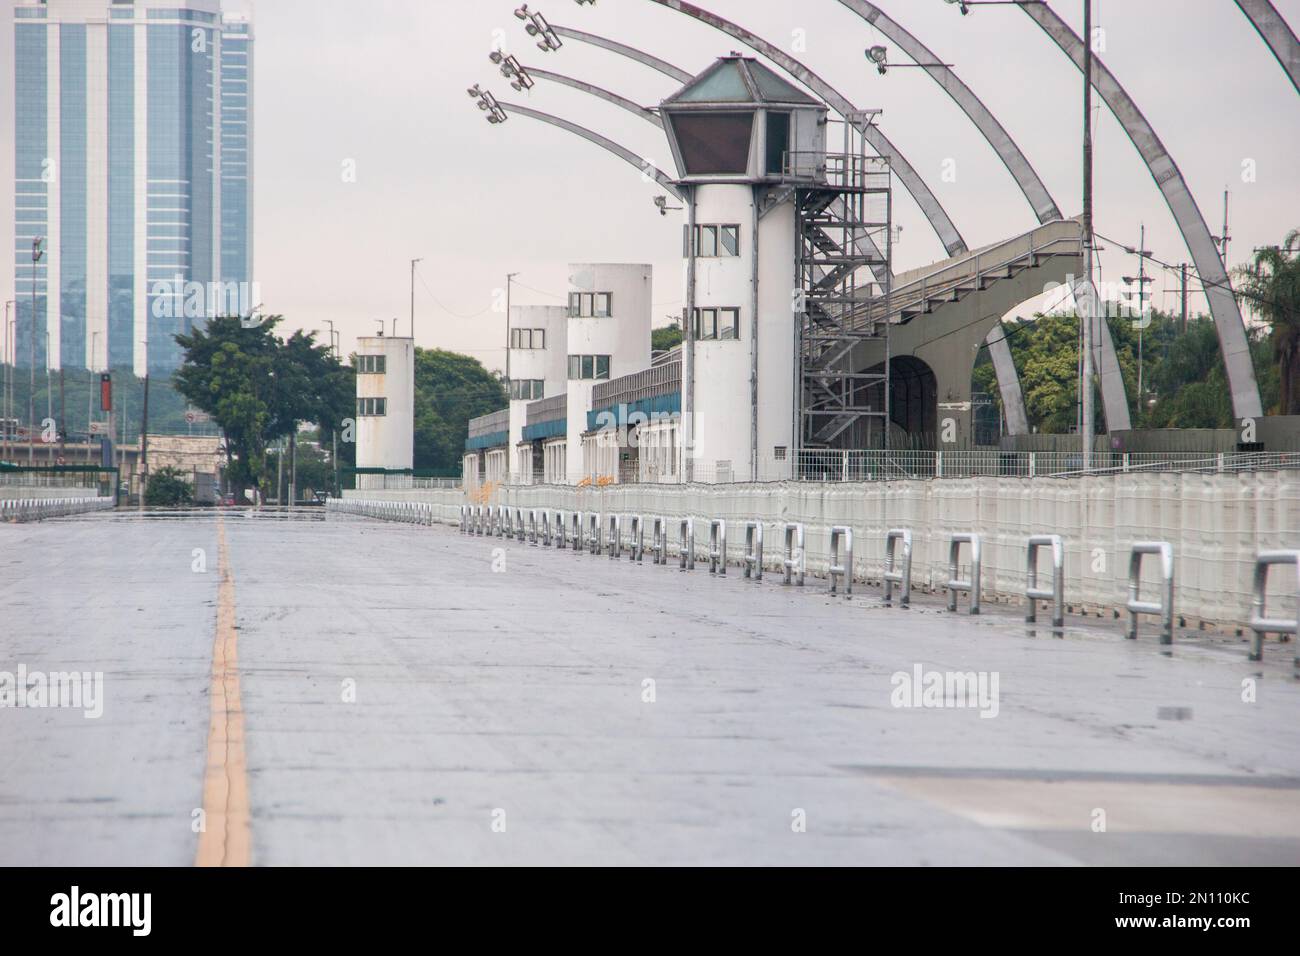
[787,115,893,463]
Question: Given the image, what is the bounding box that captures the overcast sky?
[2,0,1298,371]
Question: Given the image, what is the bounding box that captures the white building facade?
[354,334,414,489]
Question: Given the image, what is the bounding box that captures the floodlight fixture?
[468,85,508,124]
[515,5,562,52]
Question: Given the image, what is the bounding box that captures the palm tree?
[1234,229,1300,414]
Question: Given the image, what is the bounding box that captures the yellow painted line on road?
[195,516,252,866]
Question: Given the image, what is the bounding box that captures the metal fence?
[494,449,1300,487]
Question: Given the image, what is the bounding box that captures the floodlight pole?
[1081,0,1095,473]
[505,272,519,395]
[410,258,423,339]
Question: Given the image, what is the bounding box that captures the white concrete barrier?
[340,469,1300,631]
[0,496,114,522]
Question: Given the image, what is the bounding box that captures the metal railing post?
[651,516,667,565]
[828,526,854,596]
[607,513,622,559]
[708,519,727,575]
[628,514,644,562]
[1249,550,1300,670]
[946,532,982,615]
[883,529,912,607]
[743,521,763,580]
[782,523,805,586]
[589,512,603,555]
[1126,541,1174,643]
[1026,534,1065,629]
[678,517,695,571]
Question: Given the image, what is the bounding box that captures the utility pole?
[1123,225,1152,413]
[1080,0,1095,472]
[1180,263,1188,332]
[29,237,44,466]
[139,369,150,508]
[1221,189,1230,264]
[2,300,11,459]
[504,272,518,390]
[410,258,423,340]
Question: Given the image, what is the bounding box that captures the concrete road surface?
[2,508,1298,866]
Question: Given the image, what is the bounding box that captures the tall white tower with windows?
[564,262,652,483]
[662,55,871,482]
[354,334,413,488]
[508,304,566,481]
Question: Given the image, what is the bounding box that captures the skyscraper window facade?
[10,0,254,376]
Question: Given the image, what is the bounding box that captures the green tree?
[144,466,194,506]
[1234,228,1300,414]
[651,324,683,353]
[412,348,507,473]
[173,316,353,499]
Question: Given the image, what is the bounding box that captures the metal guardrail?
[884,529,912,607]
[627,515,645,562]
[782,523,805,586]
[946,533,982,615]
[651,516,668,566]
[588,512,603,555]
[678,517,695,571]
[606,513,622,559]
[487,451,1300,487]
[708,520,727,575]
[1126,541,1174,643]
[828,526,853,597]
[0,496,115,522]
[743,522,764,581]
[1249,550,1300,668]
[1025,535,1065,629]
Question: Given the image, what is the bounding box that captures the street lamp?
[410,257,423,339]
[2,300,12,458]
[28,236,44,465]
[944,0,1045,14]
[653,195,682,217]
[514,5,562,52]
[505,272,519,397]
[489,51,535,91]
[468,84,508,124]
[865,45,953,75]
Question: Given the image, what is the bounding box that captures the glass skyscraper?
[12,0,254,376]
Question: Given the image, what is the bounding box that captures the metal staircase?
[787,153,893,450]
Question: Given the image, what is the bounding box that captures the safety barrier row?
[451,503,1296,659]
[0,496,115,523]
[326,498,437,525]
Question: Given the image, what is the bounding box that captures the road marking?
[877,777,1300,837]
[195,516,252,866]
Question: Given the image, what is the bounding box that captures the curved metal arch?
[833,0,1061,224]
[1021,4,1263,419]
[526,67,663,128]
[1235,0,1300,95]
[831,0,1127,431]
[551,25,693,84]
[645,0,968,257]
[497,101,682,200]
[534,28,1052,434]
